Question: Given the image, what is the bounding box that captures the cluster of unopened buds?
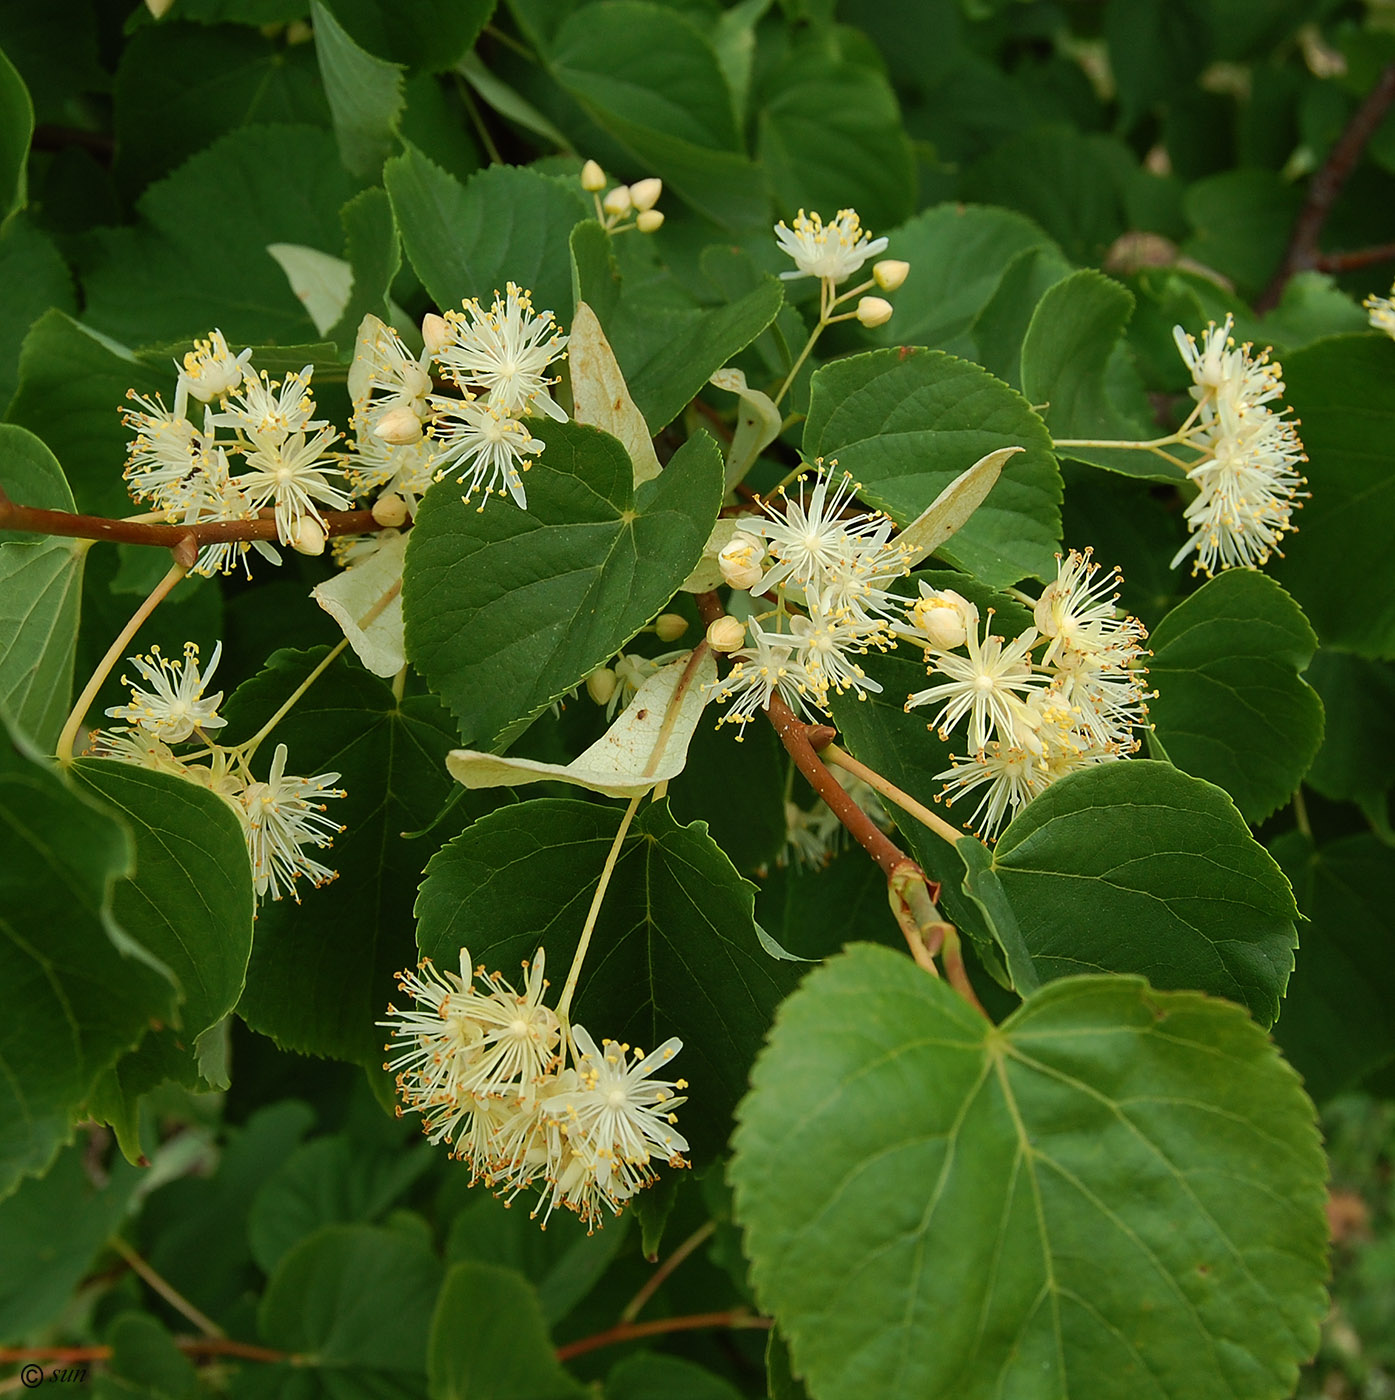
[904,554,1151,837]
[704,461,1150,838]
[580,159,665,235]
[382,948,688,1231]
[87,641,346,904]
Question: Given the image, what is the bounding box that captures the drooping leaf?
[326,186,402,353]
[1270,831,1395,1103]
[258,1224,444,1398]
[1147,571,1324,821]
[220,649,468,1066]
[312,529,407,678]
[385,147,587,319]
[403,423,722,750]
[569,300,662,485]
[0,43,33,219]
[804,348,1061,588]
[311,0,405,178]
[731,945,1329,1400]
[0,212,76,410]
[0,726,176,1199]
[428,1262,586,1400]
[989,760,1299,1026]
[1271,334,1395,658]
[414,797,800,1162]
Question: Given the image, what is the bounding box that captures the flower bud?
[372,493,409,528]
[145,0,176,17]
[654,613,689,642]
[580,159,607,193]
[910,589,974,650]
[373,404,425,445]
[602,185,632,217]
[707,615,746,653]
[421,313,450,358]
[585,667,618,705]
[718,532,766,590]
[1034,582,1063,637]
[856,296,894,329]
[291,517,327,556]
[629,177,663,212]
[636,209,665,234]
[873,259,909,293]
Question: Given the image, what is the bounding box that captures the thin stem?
[772,276,837,408]
[1053,432,1184,451]
[1292,786,1313,841]
[0,487,382,550]
[821,742,962,847]
[109,1237,224,1339]
[1314,242,1395,274]
[555,793,643,1023]
[939,922,990,1020]
[458,81,503,164]
[57,556,190,764]
[620,1220,717,1322]
[554,1310,771,1363]
[237,639,349,764]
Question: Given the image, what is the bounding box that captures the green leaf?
[756,26,915,233]
[803,348,1062,588]
[1105,0,1209,131]
[7,311,178,518]
[990,760,1298,1027]
[446,1191,629,1326]
[0,727,176,1198]
[0,212,76,411]
[428,1262,586,1400]
[549,1,768,230]
[0,1145,139,1336]
[1271,334,1395,658]
[249,1133,435,1274]
[81,125,361,347]
[0,425,84,748]
[0,44,33,218]
[385,147,587,319]
[403,423,721,749]
[327,186,402,353]
[104,1313,200,1400]
[218,650,467,1066]
[1021,268,1176,482]
[111,23,329,198]
[606,1354,744,1400]
[1270,831,1395,1103]
[731,946,1329,1400]
[325,0,495,72]
[1182,171,1303,301]
[259,1224,444,1397]
[1147,572,1323,822]
[312,0,405,178]
[955,836,1041,996]
[969,244,1073,389]
[414,798,800,1162]
[869,203,1062,355]
[1303,650,1395,804]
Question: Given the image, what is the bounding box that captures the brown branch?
[1258,62,1395,311]
[0,487,383,549]
[555,1309,772,1363]
[0,1340,290,1366]
[1313,242,1395,275]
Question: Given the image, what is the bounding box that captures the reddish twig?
[1313,242,1395,275]
[555,1309,772,1363]
[0,1340,290,1366]
[1258,61,1395,311]
[0,487,382,549]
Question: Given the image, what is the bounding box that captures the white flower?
[86,725,186,775]
[710,622,817,736]
[1034,550,1145,668]
[1364,283,1395,339]
[237,742,345,902]
[120,391,210,511]
[935,744,1054,839]
[427,397,543,509]
[175,329,252,410]
[753,465,895,596]
[237,425,351,544]
[906,615,1040,754]
[774,208,888,284]
[216,366,326,446]
[175,447,282,579]
[348,317,434,438]
[789,590,888,701]
[434,284,568,422]
[343,432,436,506]
[105,641,227,744]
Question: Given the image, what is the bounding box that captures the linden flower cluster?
[580,159,665,234]
[345,284,569,518]
[906,552,1151,838]
[773,207,907,329]
[1170,316,1307,575]
[121,331,348,577]
[710,464,914,734]
[382,948,688,1231]
[88,641,346,904]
